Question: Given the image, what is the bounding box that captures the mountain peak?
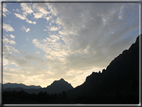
[46,78,73,94]
[59,78,65,81]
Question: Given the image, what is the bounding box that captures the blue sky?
[2,2,139,88]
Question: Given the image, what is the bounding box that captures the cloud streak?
[3,37,16,45]
[14,13,26,20]
[3,3,10,17]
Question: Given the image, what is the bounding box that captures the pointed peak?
[60,78,65,81]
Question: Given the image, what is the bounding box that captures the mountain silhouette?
[67,35,139,104]
[40,78,73,94]
[3,78,73,94]
[3,83,41,89]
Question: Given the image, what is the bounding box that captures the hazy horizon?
[2,2,139,88]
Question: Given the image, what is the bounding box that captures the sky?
[1,2,140,88]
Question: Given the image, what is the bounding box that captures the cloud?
[49,26,59,31]
[32,36,67,61]
[14,12,36,24]
[35,51,40,55]
[51,3,139,59]
[4,53,31,68]
[33,12,44,19]
[32,39,41,48]
[14,3,36,25]
[3,23,14,32]
[3,45,19,53]
[45,16,52,21]
[15,9,20,12]
[26,28,30,32]
[3,3,10,17]
[22,26,30,32]
[26,19,36,24]
[14,13,26,20]
[3,58,9,66]
[21,3,33,15]
[33,21,36,24]
[3,37,16,45]
[32,3,49,15]
[9,34,15,39]
[32,3,50,19]
[3,51,51,82]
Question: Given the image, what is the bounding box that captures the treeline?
[2,90,71,104]
[2,89,139,104]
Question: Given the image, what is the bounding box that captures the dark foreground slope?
[67,35,140,104]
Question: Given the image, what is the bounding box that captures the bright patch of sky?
[2,3,139,88]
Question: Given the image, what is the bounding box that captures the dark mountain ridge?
[44,78,73,93]
[3,83,42,89]
[3,78,73,94]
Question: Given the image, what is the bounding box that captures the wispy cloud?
[32,3,49,15]
[33,12,44,19]
[21,3,33,15]
[32,3,50,19]
[49,26,59,31]
[9,34,15,39]
[3,3,11,17]
[14,3,36,25]
[14,13,26,20]
[14,13,36,24]
[3,23,14,32]
[26,19,36,24]
[3,45,19,54]
[45,16,51,21]
[22,26,30,32]
[3,37,16,45]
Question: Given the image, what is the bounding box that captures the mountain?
[67,35,139,104]
[3,83,42,89]
[40,78,73,94]
[3,78,73,94]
